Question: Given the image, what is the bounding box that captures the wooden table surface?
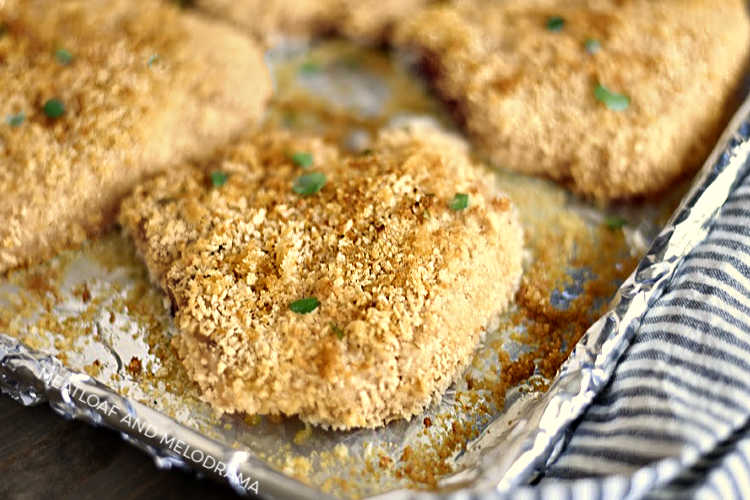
[0,395,241,500]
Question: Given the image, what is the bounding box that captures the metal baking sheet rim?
[1,96,749,499]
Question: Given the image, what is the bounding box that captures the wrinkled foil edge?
[440,96,750,497]
[1,101,749,500]
[0,334,328,499]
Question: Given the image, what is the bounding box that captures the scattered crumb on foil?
[2,40,745,499]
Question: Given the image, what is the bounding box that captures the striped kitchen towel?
[513,168,750,498]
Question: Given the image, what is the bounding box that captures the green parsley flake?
[594,84,630,111]
[546,16,565,31]
[585,38,601,53]
[55,48,73,65]
[43,98,65,119]
[0,24,6,37]
[604,215,627,230]
[147,54,160,67]
[299,61,321,75]
[210,171,228,187]
[330,322,345,340]
[290,297,320,314]
[6,112,25,127]
[293,172,326,195]
[291,151,313,168]
[449,193,469,212]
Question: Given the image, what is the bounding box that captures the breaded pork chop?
[119,127,523,429]
[192,0,431,46]
[0,0,272,272]
[396,0,750,201]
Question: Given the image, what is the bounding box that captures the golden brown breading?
[119,127,523,429]
[0,0,272,272]
[396,0,750,201]
[192,0,431,46]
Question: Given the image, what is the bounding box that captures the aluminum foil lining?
[0,334,324,499]
[1,44,750,499]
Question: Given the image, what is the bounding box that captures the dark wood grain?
[0,395,240,500]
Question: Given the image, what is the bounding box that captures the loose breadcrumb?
[119,127,523,429]
[0,39,672,494]
[0,0,272,272]
[396,0,750,201]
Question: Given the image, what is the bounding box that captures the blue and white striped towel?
[511,171,750,499]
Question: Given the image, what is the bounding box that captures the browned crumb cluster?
[396,0,750,201]
[119,127,524,429]
[192,0,432,46]
[127,356,143,376]
[0,0,272,273]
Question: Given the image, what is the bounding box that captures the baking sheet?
[1,40,748,499]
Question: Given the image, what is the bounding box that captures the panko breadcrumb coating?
[192,0,431,46]
[0,0,271,272]
[396,0,750,201]
[119,127,523,429]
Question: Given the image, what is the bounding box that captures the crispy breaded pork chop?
[0,0,272,272]
[396,0,750,201]
[119,127,523,429]
[191,0,432,46]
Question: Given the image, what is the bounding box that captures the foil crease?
[2,56,750,500]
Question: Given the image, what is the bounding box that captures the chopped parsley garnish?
[293,172,326,195]
[55,48,73,65]
[604,215,627,229]
[594,84,630,111]
[291,151,313,168]
[43,98,65,119]
[330,322,345,340]
[299,61,321,75]
[546,16,565,31]
[585,38,601,54]
[147,54,160,67]
[290,297,320,314]
[0,24,6,37]
[449,193,469,212]
[6,112,25,127]
[210,170,228,187]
